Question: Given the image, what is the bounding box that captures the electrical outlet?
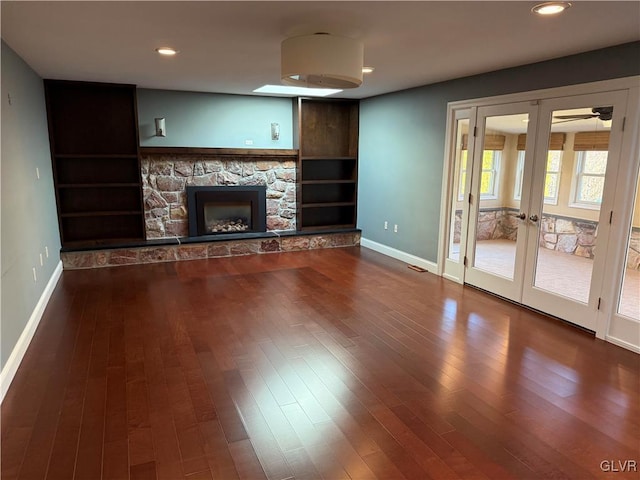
[394,224,398,233]
[384,221,388,230]
[244,139,254,146]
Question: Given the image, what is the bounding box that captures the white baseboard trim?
[605,335,640,354]
[360,238,438,273]
[1,260,63,403]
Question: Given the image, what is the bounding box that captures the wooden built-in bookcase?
[45,80,145,247]
[296,98,359,231]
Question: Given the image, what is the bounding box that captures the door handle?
[517,212,526,220]
[529,214,539,222]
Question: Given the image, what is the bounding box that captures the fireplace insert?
[186,186,267,237]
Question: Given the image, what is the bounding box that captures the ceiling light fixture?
[281,33,364,89]
[362,66,375,74]
[155,47,178,56]
[253,85,342,97]
[531,2,571,15]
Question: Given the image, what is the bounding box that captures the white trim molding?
[1,260,63,403]
[361,238,438,273]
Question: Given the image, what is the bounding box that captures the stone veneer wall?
[141,154,297,239]
[628,229,640,269]
[452,209,608,262]
[453,208,519,243]
[539,215,598,259]
[61,232,361,270]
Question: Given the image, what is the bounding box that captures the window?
[544,151,562,204]
[458,150,468,200]
[459,150,500,200]
[514,151,525,200]
[573,150,607,206]
[514,150,562,204]
[480,150,500,199]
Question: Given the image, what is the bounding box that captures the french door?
[445,89,630,332]
[464,101,539,301]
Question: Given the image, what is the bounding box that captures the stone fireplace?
[141,152,297,239]
[186,185,267,236]
[61,149,362,270]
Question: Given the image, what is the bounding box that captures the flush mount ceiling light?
[155,47,178,56]
[281,33,364,89]
[531,2,571,15]
[253,85,342,97]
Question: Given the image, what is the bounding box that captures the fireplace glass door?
[205,201,252,233]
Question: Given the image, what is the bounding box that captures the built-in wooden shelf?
[57,183,141,188]
[295,98,359,231]
[61,211,143,218]
[301,202,356,208]
[45,80,145,247]
[300,156,357,161]
[301,180,357,185]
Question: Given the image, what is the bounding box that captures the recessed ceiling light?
[155,47,178,56]
[253,85,342,97]
[362,66,375,74]
[532,2,571,15]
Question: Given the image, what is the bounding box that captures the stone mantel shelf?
[140,146,298,158]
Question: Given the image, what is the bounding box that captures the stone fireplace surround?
[141,150,298,238]
[60,147,361,269]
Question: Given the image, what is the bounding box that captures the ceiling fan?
[553,106,613,123]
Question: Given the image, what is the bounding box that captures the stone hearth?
[61,231,361,269]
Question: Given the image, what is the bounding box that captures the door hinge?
[622,117,626,131]
[597,297,602,310]
[463,256,468,267]
[468,193,472,204]
[609,211,613,225]
[473,126,477,137]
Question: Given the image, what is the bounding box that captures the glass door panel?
[618,175,640,320]
[523,90,628,331]
[464,102,537,302]
[531,107,611,304]
[471,118,523,280]
[446,116,470,263]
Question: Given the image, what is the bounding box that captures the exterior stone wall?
[141,154,297,239]
[61,232,361,270]
[539,215,597,259]
[453,208,518,243]
[626,229,640,269]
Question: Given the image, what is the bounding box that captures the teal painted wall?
[358,41,640,262]
[1,42,61,369]
[137,89,294,149]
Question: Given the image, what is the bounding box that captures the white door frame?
[438,76,640,350]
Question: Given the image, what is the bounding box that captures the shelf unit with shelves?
[45,80,145,247]
[296,99,359,231]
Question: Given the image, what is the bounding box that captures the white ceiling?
[2,1,639,100]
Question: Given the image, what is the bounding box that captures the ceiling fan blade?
[552,118,583,124]
[553,114,598,120]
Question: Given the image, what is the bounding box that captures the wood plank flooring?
[2,246,639,479]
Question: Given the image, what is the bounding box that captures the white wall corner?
[1,260,63,403]
[360,237,438,273]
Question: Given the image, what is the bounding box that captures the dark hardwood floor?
[2,246,639,480]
